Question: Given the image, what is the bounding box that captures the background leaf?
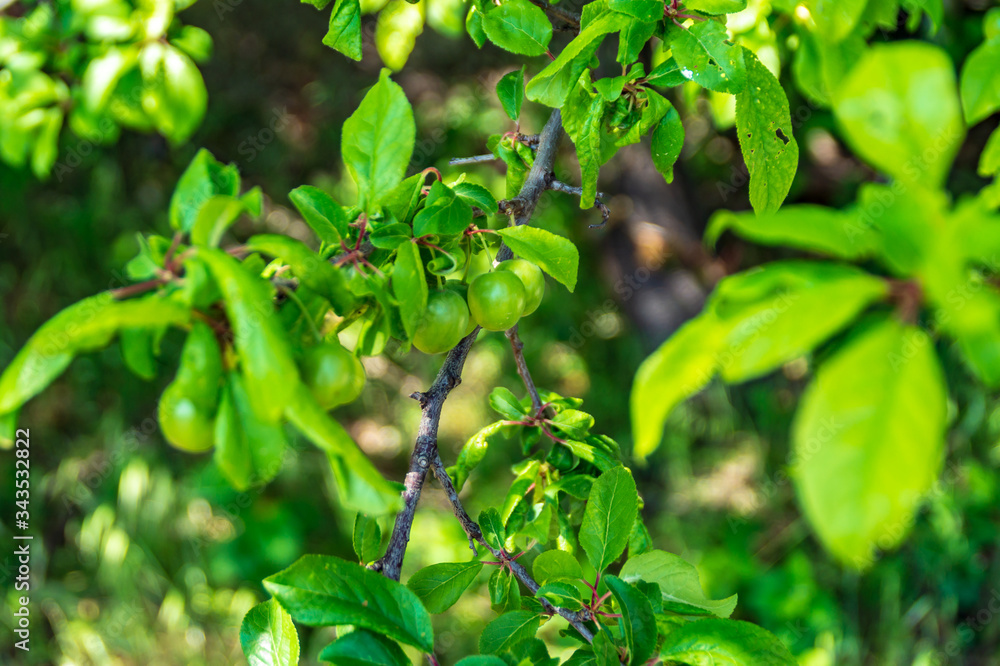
[792,316,947,566]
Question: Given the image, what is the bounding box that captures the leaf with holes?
[735,48,798,215]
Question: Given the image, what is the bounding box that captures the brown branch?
[548,178,611,228]
[374,327,481,580]
[497,110,564,263]
[375,110,566,581]
[505,325,542,413]
[110,278,167,300]
[430,455,596,642]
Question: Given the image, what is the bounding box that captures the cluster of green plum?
[412,258,545,354]
[159,258,543,451]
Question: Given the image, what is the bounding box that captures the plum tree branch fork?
[373,111,564,582]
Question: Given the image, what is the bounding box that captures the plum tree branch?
[548,178,611,228]
[430,455,596,642]
[375,109,565,581]
[506,325,542,413]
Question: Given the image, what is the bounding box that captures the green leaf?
[392,241,428,338]
[407,560,484,613]
[0,293,190,415]
[449,420,506,491]
[120,327,159,381]
[412,181,474,237]
[191,195,245,247]
[323,0,363,60]
[645,57,687,88]
[536,580,583,607]
[286,383,404,515]
[489,568,522,614]
[496,226,579,292]
[579,466,638,573]
[82,47,136,112]
[264,555,434,652]
[706,205,879,259]
[609,0,662,21]
[531,550,583,585]
[834,42,964,189]
[620,550,737,617]
[650,104,684,183]
[979,127,1000,177]
[481,0,552,57]
[604,575,656,665]
[319,629,409,666]
[525,12,630,108]
[562,88,606,210]
[289,185,349,245]
[240,599,300,666]
[659,619,796,664]
[734,49,799,215]
[792,316,947,567]
[197,248,299,422]
[342,69,415,211]
[151,45,208,145]
[630,314,724,460]
[549,409,594,439]
[169,149,240,232]
[803,0,867,42]
[630,262,888,458]
[353,514,382,564]
[711,261,888,383]
[960,37,1000,126]
[214,372,289,491]
[478,611,540,655]
[479,508,507,550]
[668,21,746,94]
[452,181,499,214]
[683,0,747,13]
[456,658,506,666]
[467,8,488,48]
[497,67,526,122]
[489,386,528,419]
[245,235,357,315]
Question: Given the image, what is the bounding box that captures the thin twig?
[430,455,595,642]
[505,325,542,413]
[449,154,496,166]
[548,178,612,228]
[110,278,167,300]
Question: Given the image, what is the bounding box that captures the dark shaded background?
[2,0,1000,663]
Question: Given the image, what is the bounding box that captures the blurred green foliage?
[2,0,1000,664]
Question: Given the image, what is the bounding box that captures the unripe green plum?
[468,271,526,332]
[159,383,216,452]
[445,281,479,336]
[413,289,471,354]
[301,342,366,409]
[497,259,545,316]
